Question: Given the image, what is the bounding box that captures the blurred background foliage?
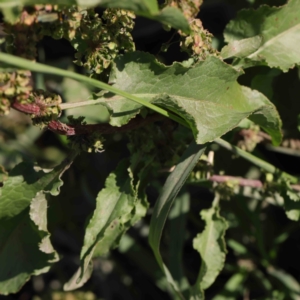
[1,0,300,299]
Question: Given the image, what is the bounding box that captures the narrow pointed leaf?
[0,155,74,295]
[268,266,300,299]
[169,192,190,292]
[224,0,300,71]
[95,52,282,145]
[191,200,228,296]
[149,141,206,298]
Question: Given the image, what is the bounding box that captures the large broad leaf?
[190,198,228,299]
[0,52,282,145]
[149,141,206,299]
[223,0,300,72]
[0,155,74,295]
[94,52,282,145]
[0,0,190,33]
[64,155,151,291]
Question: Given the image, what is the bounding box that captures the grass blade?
[149,141,206,298]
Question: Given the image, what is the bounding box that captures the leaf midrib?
[98,93,260,112]
[248,23,300,58]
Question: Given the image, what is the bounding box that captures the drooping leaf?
[94,52,282,145]
[190,198,228,296]
[223,0,300,72]
[0,51,282,145]
[149,141,206,299]
[0,155,75,295]
[30,192,58,256]
[0,0,190,33]
[64,154,151,291]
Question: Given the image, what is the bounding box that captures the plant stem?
[0,52,188,128]
[60,100,102,110]
[215,138,299,183]
[2,52,299,183]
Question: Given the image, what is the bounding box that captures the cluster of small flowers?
[0,71,32,116]
[164,0,217,61]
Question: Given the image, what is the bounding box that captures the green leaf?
[29,192,58,256]
[251,69,281,100]
[283,190,300,221]
[224,0,300,72]
[0,155,74,295]
[0,0,190,33]
[0,52,282,145]
[268,266,300,300]
[95,52,282,145]
[77,0,159,12]
[169,192,190,292]
[0,52,188,130]
[64,155,151,291]
[107,0,191,33]
[221,35,263,59]
[0,6,21,23]
[190,197,228,297]
[149,141,206,299]
[118,234,169,291]
[212,272,247,300]
[151,6,190,34]
[61,77,109,123]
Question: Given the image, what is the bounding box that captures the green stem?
[215,138,298,183]
[0,52,188,128]
[60,100,101,110]
[1,53,299,184]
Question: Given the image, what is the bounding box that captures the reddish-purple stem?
[47,114,164,136]
[11,101,41,115]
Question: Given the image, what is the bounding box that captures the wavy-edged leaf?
[95,52,282,145]
[29,192,58,257]
[149,141,206,299]
[0,155,74,295]
[0,0,190,33]
[223,0,300,71]
[190,197,228,298]
[64,155,151,291]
